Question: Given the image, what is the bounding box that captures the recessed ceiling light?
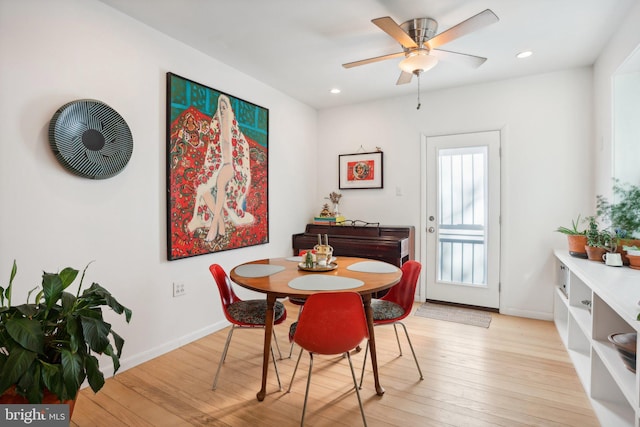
[330,88,341,94]
[516,50,533,59]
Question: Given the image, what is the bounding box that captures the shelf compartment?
[592,293,636,342]
[591,351,635,427]
[554,286,569,346]
[568,270,592,309]
[592,338,636,408]
[557,262,569,298]
[567,306,591,343]
[567,315,591,388]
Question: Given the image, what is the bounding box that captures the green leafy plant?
[585,216,616,251]
[597,179,640,239]
[555,214,586,235]
[0,261,132,403]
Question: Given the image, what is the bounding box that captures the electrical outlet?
[173,282,186,297]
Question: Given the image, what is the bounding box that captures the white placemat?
[234,264,285,278]
[346,261,398,273]
[288,275,364,290]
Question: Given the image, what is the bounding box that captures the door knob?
[428,216,435,221]
[428,227,435,233]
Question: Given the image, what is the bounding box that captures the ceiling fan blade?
[342,51,405,69]
[372,16,418,49]
[431,49,487,68]
[427,9,498,50]
[396,71,413,85]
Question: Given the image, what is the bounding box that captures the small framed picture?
[338,151,383,189]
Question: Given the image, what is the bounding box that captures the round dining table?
[230,256,402,401]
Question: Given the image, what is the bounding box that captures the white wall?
[318,69,594,319]
[594,0,640,196]
[0,0,317,375]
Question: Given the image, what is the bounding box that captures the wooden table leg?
[362,294,385,396]
[257,294,276,401]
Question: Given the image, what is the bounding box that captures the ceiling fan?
[343,9,499,85]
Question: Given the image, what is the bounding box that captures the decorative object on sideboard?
[48,99,133,179]
[319,203,332,217]
[328,191,342,216]
[0,261,132,417]
[608,333,637,373]
[555,214,587,258]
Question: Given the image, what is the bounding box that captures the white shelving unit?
[554,250,640,427]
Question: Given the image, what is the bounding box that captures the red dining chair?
[209,264,287,390]
[359,260,423,388]
[287,292,369,426]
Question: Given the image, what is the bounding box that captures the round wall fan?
[343,9,499,85]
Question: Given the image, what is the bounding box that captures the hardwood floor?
[71,301,597,426]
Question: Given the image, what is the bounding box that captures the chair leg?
[288,309,303,358]
[213,325,284,390]
[287,347,304,393]
[300,352,315,427]
[271,345,282,390]
[346,351,368,427]
[392,323,403,356]
[273,329,283,360]
[212,326,235,390]
[398,322,424,380]
[358,340,369,389]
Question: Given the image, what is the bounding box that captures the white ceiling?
[98,0,635,110]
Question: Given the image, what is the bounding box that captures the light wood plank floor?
[71,301,597,426]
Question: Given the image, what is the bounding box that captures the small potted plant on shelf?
[556,214,587,258]
[584,216,615,262]
[0,261,132,417]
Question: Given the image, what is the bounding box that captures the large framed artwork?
[338,151,383,189]
[166,73,269,260]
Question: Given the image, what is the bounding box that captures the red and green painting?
[166,73,268,260]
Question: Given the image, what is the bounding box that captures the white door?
[421,130,501,309]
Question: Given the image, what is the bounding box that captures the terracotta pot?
[619,239,640,266]
[585,246,606,262]
[567,235,588,258]
[0,386,76,418]
[627,254,640,270]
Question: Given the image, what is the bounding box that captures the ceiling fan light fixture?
[399,51,438,74]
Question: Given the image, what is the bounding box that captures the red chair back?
[293,292,368,355]
[380,260,422,319]
[210,264,242,320]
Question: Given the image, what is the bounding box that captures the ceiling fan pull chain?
[416,72,421,110]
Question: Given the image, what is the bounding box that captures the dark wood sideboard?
[292,224,415,268]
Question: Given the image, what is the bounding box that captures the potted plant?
[597,179,640,263]
[556,214,587,258]
[584,216,615,262]
[0,261,132,416]
[597,179,640,239]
